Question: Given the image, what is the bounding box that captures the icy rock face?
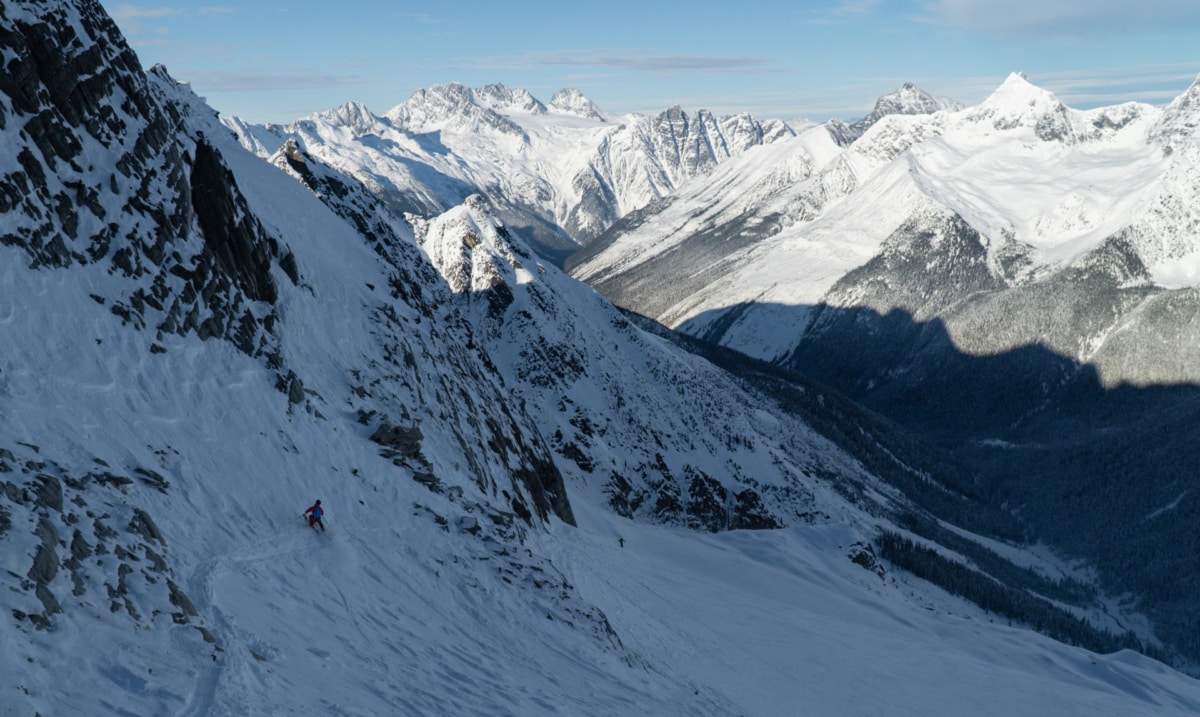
[0,2,297,361]
[549,88,606,121]
[386,82,530,141]
[646,105,785,181]
[264,143,576,527]
[308,100,380,134]
[474,83,547,115]
[963,72,1078,142]
[268,137,408,252]
[1151,74,1200,153]
[848,82,963,137]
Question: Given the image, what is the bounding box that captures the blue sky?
[100,1,1200,124]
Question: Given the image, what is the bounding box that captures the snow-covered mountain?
[222,81,795,262]
[826,81,964,146]
[570,71,1200,378]
[570,70,1200,665]
[6,1,1200,714]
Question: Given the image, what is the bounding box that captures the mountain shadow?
[674,300,1200,666]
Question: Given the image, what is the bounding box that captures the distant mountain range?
[223,81,796,262]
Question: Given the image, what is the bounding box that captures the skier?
[303,499,325,532]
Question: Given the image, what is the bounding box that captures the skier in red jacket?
[303,500,325,532]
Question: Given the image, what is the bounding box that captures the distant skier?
[303,500,325,532]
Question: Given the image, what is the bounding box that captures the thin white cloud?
[110,4,179,20]
[107,4,178,38]
[924,0,1200,38]
[531,50,771,74]
[188,69,362,92]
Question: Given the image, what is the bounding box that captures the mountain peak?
[845,82,961,139]
[980,71,1059,112]
[474,83,547,115]
[1151,72,1200,153]
[549,88,606,121]
[970,72,1077,141]
[309,101,379,132]
[385,83,529,140]
[411,194,526,297]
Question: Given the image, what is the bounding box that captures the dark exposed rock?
[848,541,886,579]
[167,579,197,620]
[34,584,61,617]
[90,471,133,489]
[604,471,637,518]
[685,471,727,533]
[286,371,305,405]
[93,516,119,541]
[730,489,782,530]
[370,420,424,460]
[116,562,133,596]
[144,545,167,573]
[190,138,279,303]
[127,508,164,544]
[34,474,62,512]
[66,528,92,567]
[28,516,60,585]
[133,467,168,493]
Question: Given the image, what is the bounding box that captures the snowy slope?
[4,2,1200,715]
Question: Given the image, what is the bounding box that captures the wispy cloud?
[109,4,236,38]
[1027,64,1200,107]
[923,0,1200,38]
[188,69,362,92]
[110,4,180,20]
[529,50,772,74]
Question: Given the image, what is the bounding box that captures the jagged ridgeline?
[224,78,798,265]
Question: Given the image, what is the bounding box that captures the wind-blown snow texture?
[4,1,1200,715]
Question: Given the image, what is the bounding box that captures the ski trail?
[175,525,323,716]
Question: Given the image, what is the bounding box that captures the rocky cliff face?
[0,2,297,361]
[0,0,579,641]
